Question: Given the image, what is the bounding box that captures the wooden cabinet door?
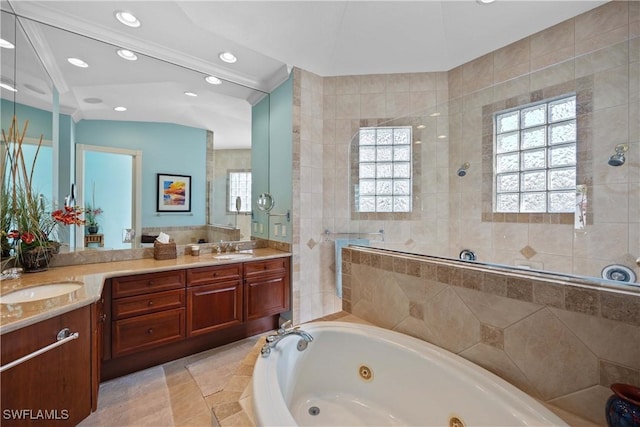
[187,281,243,336]
[1,306,92,426]
[244,273,290,321]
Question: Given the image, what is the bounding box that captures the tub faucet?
[261,320,313,357]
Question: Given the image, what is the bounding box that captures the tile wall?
[292,1,639,324]
[342,246,640,425]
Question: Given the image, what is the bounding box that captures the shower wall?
[291,0,638,324]
[447,0,638,280]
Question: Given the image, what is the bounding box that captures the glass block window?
[356,126,412,212]
[227,171,251,213]
[494,95,576,213]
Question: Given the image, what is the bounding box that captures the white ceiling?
[2,1,607,149]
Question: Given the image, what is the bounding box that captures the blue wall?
[251,95,270,238]
[1,100,54,204]
[75,120,207,227]
[1,98,53,141]
[268,74,293,243]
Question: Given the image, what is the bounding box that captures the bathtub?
[252,321,568,427]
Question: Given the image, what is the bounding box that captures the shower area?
[342,6,637,282]
[292,1,638,324]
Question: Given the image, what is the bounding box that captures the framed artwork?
[156,173,191,212]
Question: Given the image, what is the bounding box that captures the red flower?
[20,232,35,244]
[8,230,19,239]
[52,207,85,226]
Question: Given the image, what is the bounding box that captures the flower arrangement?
[1,116,85,272]
[84,205,103,227]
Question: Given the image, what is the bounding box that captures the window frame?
[355,125,413,214]
[492,94,577,214]
[226,169,252,214]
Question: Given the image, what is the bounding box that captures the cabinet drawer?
[112,308,185,357]
[112,289,185,320]
[187,264,242,286]
[112,270,185,298]
[244,257,289,278]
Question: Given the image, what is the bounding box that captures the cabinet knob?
[100,313,107,322]
[148,300,154,306]
[147,328,154,334]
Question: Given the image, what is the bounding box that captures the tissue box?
[154,240,176,260]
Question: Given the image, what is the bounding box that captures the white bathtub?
[252,321,568,427]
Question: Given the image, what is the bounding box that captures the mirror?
[1,7,267,250]
[256,193,274,212]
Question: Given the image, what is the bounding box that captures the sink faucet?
[260,320,313,357]
[219,240,231,253]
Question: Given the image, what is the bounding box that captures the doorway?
[75,144,142,249]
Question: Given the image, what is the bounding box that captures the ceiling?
[2,1,607,149]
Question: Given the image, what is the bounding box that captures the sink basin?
[0,283,83,304]
[214,253,254,260]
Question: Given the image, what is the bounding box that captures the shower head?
[457,162,470,177]
[608,144,628,166]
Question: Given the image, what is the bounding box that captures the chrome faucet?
[260,320,313,357]
[218,240,231,253]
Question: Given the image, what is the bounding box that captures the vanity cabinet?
[1,306,92,426]
[244,258,290,321]
[186,264,243,336]
[111,270,186,358]
[102,255,289,380]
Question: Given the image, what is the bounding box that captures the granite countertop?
[0,248,290,335]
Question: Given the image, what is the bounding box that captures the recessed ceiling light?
[114,106,127,112]
[184,92,198,97]
[117,49,138,61]
[437,135,447,139]
[68,57,89,68]
[115,11,141,28]
[477,0,495,4]
[415,140,422,145]
[416,124,426,129]
[0,38,15,49]
[205,76,222,85]
[218,52,237,64]
[0,82,17,92]
[429,112,441,117]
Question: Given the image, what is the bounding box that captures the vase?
[87,225,99,234]
[19,247,53,273]
[606,384,640,427]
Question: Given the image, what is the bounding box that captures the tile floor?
[80,311,599,427]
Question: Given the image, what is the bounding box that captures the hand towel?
[335,238,369,298]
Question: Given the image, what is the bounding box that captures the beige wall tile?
[359,74,387,94]
[550,307,640,370]
[360,93,386,118]
[454,286,542,328]
[463,53,494,94]
[530,60,575,92]
[460,343,539,398]
[504,308,599,400]
[423,287,481,353]
[530,20,575,71]
[575,1,629,56]
[494,39,530,84]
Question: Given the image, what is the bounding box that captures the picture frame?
[156,173,191,212]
